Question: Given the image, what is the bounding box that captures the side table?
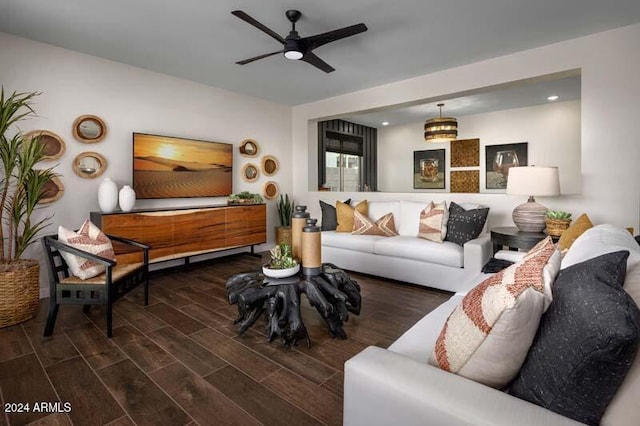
[490,226,557,255]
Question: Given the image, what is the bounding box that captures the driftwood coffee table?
[226,263,361,347]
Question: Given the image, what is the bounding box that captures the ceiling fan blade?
[301,52,335,73]
[303,23,368,51]
[236,50,284,65]
[231,10,285,44]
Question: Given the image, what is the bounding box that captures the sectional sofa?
[344,224,640,426]
[321,200,493,293]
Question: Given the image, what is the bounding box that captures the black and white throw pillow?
[510,251,640,426]
[444,202,489,246]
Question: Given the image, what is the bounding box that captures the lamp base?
[512,197,547,233]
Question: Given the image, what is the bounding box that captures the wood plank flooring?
[0,253,451,425]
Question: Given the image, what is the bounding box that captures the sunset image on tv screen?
[133,134,233,199]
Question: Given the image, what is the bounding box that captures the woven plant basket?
[276,226,292,246]
[0,260,40,328]
[545,218,572,237]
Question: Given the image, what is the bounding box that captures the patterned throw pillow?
[418,201,447,242]
[444,202,489,246]
[352,211,398,236]
[429,237,556,388]
[58,220,116,280]
[336,200,368,232]
[557,213,593,253]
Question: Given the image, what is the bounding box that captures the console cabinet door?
[225,205,267,248]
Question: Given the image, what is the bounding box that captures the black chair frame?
[42,234,150,337]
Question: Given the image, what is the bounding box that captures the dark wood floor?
[0,253,451,426]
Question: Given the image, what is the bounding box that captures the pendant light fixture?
[424,103,458,142]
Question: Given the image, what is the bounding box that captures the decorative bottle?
[97,178,118,213]
[118,185,136,212]
[291,205,310,260]
[302,218,322,277]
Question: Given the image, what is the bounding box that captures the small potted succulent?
[227,191,263,205]
[545,210,572,237]
[262,243,299,278]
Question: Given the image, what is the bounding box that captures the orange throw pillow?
[336,200,368,232]
[558,213,593,253]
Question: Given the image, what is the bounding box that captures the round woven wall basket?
[545,218,572,237]
[0,260,40,328]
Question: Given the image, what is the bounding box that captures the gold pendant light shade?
[424,103,458,142]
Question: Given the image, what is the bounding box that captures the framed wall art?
[451,138,479,167]
[485,142,528,190]
[451,170,480,193]
[414,149,445,190]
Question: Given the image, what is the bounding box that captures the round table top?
[491,226,547,237]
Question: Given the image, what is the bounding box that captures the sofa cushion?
[389,295,463,362]
[373,236,464,268]
[561,224,640,271]
[398,200,431,236]
[444,202,489,246]
[510,251,640,426]
[319,198,351,231]
[58,220,116,280]
[429,237,556,388]
[353,211,398,237]
[557,212,592,253]
[367,201,401,223]
[321,231,383,253]
[418,201,447,243]
[337,200,368,232]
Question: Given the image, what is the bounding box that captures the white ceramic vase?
[118,185,136,212]
[98,178,118,213]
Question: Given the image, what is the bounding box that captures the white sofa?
[321,200,492,293]
[344,225,640,426]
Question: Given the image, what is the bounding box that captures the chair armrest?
[344,346,584,426]
[463,233,492,276]
[45,237,116,266]
[105,234,150,250]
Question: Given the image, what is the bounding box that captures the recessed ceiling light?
[381,122,389,126]
[547,95,559,101]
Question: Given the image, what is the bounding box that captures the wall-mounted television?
[133,133,233,199]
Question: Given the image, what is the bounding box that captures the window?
[318,120,377,191]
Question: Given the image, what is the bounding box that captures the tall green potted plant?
[0,88,57,328]
[275,193,293,245]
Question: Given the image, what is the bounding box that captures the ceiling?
[0,1,639,105]
[344,74,582,127]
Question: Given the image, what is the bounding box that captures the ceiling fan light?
[284,50,303,60]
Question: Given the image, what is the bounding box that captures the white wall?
[292,23,640,234]
[377,100,581,194]
[0,32,292,295]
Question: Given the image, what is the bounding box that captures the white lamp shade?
[506,166,560,196]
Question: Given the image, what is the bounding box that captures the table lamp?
[506,166,560,233]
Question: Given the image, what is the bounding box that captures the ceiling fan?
[231,10,368,73]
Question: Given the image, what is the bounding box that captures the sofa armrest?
[463,233,492,276]
[344,346,583,426]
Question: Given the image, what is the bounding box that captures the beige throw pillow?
[58,219,116,280]
[336,200,368,232]
[352,211,398,236]
[429,237,557,388]
[418,201,447,242]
